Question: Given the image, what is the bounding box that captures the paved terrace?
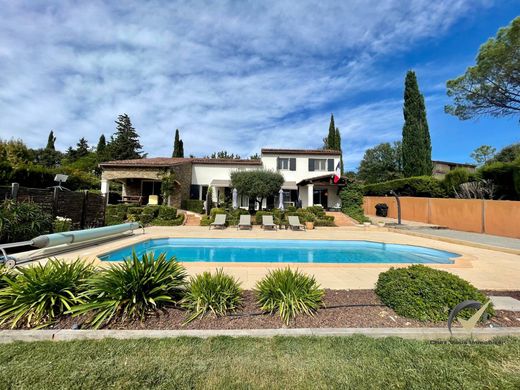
[54,225,520,291]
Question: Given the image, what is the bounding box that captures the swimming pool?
[99,238,458,264]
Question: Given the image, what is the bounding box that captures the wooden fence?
[0,183,106,230]
[363,196,520,239]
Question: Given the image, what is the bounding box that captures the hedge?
[363,176,446,198]
[105,205,180,226]
[340,183,369,223]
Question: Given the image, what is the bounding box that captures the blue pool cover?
[99,238,458,264]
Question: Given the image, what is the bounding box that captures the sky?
[0,1,518,171]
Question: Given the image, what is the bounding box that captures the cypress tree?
[46,131,56,150]
[335,127,344,173]
[172,129,181,157]
[402,71,433,177]
[178,139,184,158]
[97,134,107,161]
[324,114,337,149]
[109,114,143,160]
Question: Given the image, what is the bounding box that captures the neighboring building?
[432,160,476,178]
[99,148,345,210]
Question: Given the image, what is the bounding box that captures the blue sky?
[0,1,518,170]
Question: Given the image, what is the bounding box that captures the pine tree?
[109,114,143,160]
[402,71,433,177]
[96,134,107,161]
[323,114,337,149]
[46,131,56,150]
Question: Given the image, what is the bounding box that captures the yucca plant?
[0,259,93,328]
[255,267,324,324]
[181,269,242,324]
[71,252,186,329]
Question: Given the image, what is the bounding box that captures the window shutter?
[308,159,314,171]
[290,158,296,171]
[327,159,334,171]
[277,157,281,170]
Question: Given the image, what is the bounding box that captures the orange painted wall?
[484,200,520,238]
[363,196,520,238]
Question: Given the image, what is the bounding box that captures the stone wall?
[101,163,192,208]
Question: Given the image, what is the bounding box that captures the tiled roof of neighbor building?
[261,148,341,156]
[99,157,190,167]
[99,157,262,168]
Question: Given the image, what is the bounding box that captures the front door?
[313,188,328,209]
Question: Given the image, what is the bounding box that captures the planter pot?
[377,221,385,227]
[305,221,314,230]
[363,222,371,227]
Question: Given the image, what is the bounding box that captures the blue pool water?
[99,238,458,264]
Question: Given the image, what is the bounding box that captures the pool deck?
[51,225,520,291]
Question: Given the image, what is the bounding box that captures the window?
[308,158,335,172]
[277,157,296,171]
[190,185,200,200]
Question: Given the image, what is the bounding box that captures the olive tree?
[230,170,284,210]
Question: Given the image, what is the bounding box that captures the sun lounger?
[237,214,252,230]
[210,214,226,229]
[147,195,159,205]
[262,215,277,230]
[288,216,306,231]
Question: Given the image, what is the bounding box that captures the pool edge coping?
[1,327,519,343]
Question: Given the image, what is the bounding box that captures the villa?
[100,148,347,209]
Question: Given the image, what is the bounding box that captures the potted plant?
[305,221,314,230]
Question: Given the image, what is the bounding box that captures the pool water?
[99,238,458,264]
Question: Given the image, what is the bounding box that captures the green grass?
[1,336,519,389]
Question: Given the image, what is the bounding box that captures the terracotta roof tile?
[100,157,262,168]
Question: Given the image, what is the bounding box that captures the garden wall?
[363,196,520,238]
[1,184,106,230]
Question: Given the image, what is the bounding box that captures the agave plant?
[0,259,93,328]
[71,252,186,329]
[255,267,324,324]
[181,269,242,324]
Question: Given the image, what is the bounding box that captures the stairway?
[325,211,357,227]
[184,212,201,226]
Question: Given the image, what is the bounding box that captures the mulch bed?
[50,289,520,331]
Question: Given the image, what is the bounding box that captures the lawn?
[1,336,519,389]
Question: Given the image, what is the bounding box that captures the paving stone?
[490,296,520,312]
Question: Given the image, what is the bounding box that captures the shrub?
[200,215,211,226]
[142,206,160,218]
[71,252,186,329]
[105,205,127,226]
[181,269,242,323]
[340,183,369,223]
[363,176,446,198]
[255,268,324,324]
[315,217,335,227]
[0,264,13,290]
[0,259,93,328]
[139,213,154,225]
[0,200,53,244]
[305,206,326,217]
[158,206,178,220]
[443,168,476,196]
[255,211,282,225]
[53,217,72,233]
[227,208,250,225]
[152,214,185,226]
[479,160,520,200]
[375,265,494,322]
[182,199,204,214]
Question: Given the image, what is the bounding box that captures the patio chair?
[237,214,252,230]
[261,215,277,230]
[210,214,227,229]
[288,216,306,231]
[147,195,159,205]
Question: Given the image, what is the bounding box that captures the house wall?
[261,154,341,183]
[191,164,258,185]
[363,196,520,238]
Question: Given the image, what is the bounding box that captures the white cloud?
[0,0,492,165]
